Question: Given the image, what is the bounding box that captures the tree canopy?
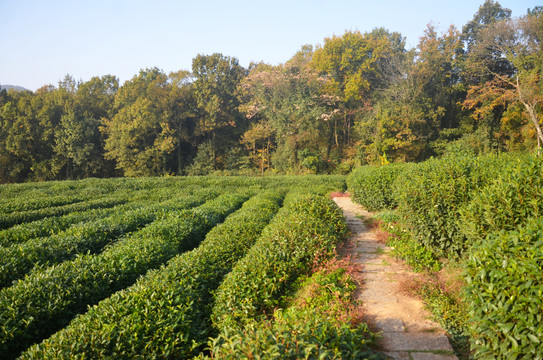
[1,1,541,182]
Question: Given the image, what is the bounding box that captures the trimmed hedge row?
[347,163,407,212]
[461,155,543,359]
[0,197,130,230]
[21,191,283,359]
[0,195,86,215]
[0,192,249,359]
[393,153,510,257]
[0,201,128,248]
[211,192,348,331]
[0,190,216,288]
[460,155,543,244]
[205,266,377,359]
[465,219,543,359]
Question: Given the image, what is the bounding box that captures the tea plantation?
[0,175,378,359]
[348,152,543,359]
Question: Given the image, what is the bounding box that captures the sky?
[1,0,540,91]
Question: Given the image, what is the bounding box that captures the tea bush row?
[0,194,87,215]
[0,197,129,230]
[212,193,348,330]
[348,153,511,257]
[462,156,543,359]
[349,153,543,358]
[0,192,249,358]
[0,189,217,288]
[205,264,378,359]
[347,163,407,212]
[22,191,284,359]
[0,202,126,247]
[465,219,543,359]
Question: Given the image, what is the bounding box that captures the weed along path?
[333,196,458,360]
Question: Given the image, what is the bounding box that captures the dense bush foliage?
[460,155,543,243]
[458,155,543,359]
[0,197,129,230]
[393,153,510,257]
[0,191,215,287]
[350,152,543,359]
[0,192,248,358]
[212,193,348,330]
[373,211,441,272]
[205,263,377,359]
[0,204,123,247]
[0,175,352,358]
[21,191,283,359]
[464,219,543,359]
[347,163,407,212]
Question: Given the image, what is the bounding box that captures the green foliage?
[204,265,378,360]
[374,211,441,272]
[0,201,144,247]
[0,192,248,358]
[211,193,348,330]
[0,191,212,287]
[21,191,282,359]
[0,197,127,230]
[416,281,470,359]
[464,219,543,359]
[347,163,408,212]
[460,154,543,244]
[299,149,325,174]
[187,141,215,175]
[393,153,509,257]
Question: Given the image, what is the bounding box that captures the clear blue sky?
[1,0,540,91]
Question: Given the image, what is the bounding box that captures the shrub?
[460,154,543,244]
[211,193,348,330]
[0,192,248,358]
[204,263,378,359]
[0,190,215,288]
[21,191,282,359]
[347,163,407,212]
[393,153,509,257]
[464,218,543,359]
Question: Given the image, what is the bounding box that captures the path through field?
[333,196,458,360]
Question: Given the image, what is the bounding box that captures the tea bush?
[464,219,543,359]
[205,265,378,359]
[393,153,509,257]
[211,193,348,330]
[0,189,215,287]
[347,163,407,212]
[0,192,248,358]
[460,154,543,244]
[20,191,282,359]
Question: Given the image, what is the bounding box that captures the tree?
[54,75,119,179]
[461,0,512,54]
[463,13,543,153]
[191,53,247,170]
[238,48,331,173]
[311,29,406,154]
[101,68,176,176]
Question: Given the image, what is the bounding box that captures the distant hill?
[0,85,30,92]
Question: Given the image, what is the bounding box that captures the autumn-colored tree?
[311,29,406,154]
[239,47,332,173]
[463,12,543,153]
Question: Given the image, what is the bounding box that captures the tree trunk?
[522,101,543,156]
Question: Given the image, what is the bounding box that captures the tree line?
[0,1,541,183]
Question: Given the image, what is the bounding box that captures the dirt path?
[333,196,458,360]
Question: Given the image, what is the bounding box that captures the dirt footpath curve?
[333,196,458,360]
